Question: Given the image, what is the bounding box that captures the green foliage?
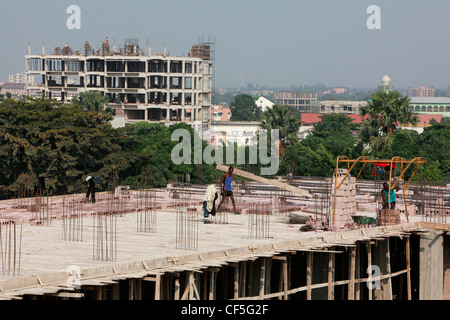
[230,94,261,121]
[261,104,301,150]
[71,91,113,115]
[0,97,136,198]
[360,90,418,153]
[128,122,217,187]
[302,114,357,159]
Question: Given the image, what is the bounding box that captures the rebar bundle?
[34,190,52,225]
[248,203,270,240]
[92,169,118,262]
[0,221,22,277]
[175,191,198,250]
[137,168,157,233]
[62,198,83,242]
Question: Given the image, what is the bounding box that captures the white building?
[209,121,261,147]
[254,96,274,113]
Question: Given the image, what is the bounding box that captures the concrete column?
[419,232,444,300]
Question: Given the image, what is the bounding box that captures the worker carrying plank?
[216,166,240,214]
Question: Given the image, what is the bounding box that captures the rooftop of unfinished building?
[0,180,447,298]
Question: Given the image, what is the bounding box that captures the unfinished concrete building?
[0,162,448,301]
[25,38,214,133]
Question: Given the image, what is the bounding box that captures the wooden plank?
[259,258,266,300]
[348,247,356,300]
[406,237,411,300]
[306,252,312,300]
[216,164,312,198]
[45,292,84,298]
[328,251,335,300]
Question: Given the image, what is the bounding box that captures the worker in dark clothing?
[85,176,96,203]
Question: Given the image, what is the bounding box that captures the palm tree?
[71,91,113,114]
[360,90,418,152]
[261,104,301,156]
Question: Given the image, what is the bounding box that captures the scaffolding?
[333,156,427,226]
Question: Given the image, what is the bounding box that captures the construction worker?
[85,176,96,203]
[381,182,397,209]
[217,166,240,214]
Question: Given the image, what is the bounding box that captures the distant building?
[322,88,347,95]
[273,91,317,111]
[0,82,27,97]
[211,105,231,121]
[378,75,393,92]
[210,121,260,147]
[254,96,274,113]
[409,87,435,98]
[9,73,34,85]
[25,39,213,134]
[409,97,450,118]
[309,100,368,114]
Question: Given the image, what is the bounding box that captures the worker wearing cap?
[85,176,96,203]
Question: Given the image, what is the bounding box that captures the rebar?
[62,197,83,241]
[137,168,157,233]
[175,190,198,250]
[93,169,118,262]
[0,221,22,277]
[248,203,270,239]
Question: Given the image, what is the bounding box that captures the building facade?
[309,100,368,114]
[273,91,317,111]
[409,97,450,118]
[409,87,435,98]
[254,96,274,113]
[25,39,213,133]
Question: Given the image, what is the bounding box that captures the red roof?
[300,113,365,125]
[300,113,443,126]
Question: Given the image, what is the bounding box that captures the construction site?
[0,158,448,301]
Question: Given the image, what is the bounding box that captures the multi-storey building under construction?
[25,38,214,133]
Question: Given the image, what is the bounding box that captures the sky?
[0,0,449,90]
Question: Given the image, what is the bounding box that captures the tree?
[261,104,301,155]
[360,90,418,153]
[0,97,135,198]
[230,94,261,121]
[302,114,358,158]
[71,91,113,115]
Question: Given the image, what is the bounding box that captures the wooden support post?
[406,237,411,300]
[385,238,393,300]
[209,271,215,300]
[128,279,134,300]
[175,277,180,300]
[368,242,373,300]
[240,261,247,298]
[189,272,194,300]
[283,259,288,300]
[135,279,142,300]
[348,247,356,300]
[112,283,120,300]
[259,258,266,300]
[248,261,253,297]
[234,263,239,299]
[306,252,312,300]
[328,251,335,300]
[355,245,361,300]
[155,273,161,300]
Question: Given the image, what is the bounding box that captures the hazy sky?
[0,0,449,89]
